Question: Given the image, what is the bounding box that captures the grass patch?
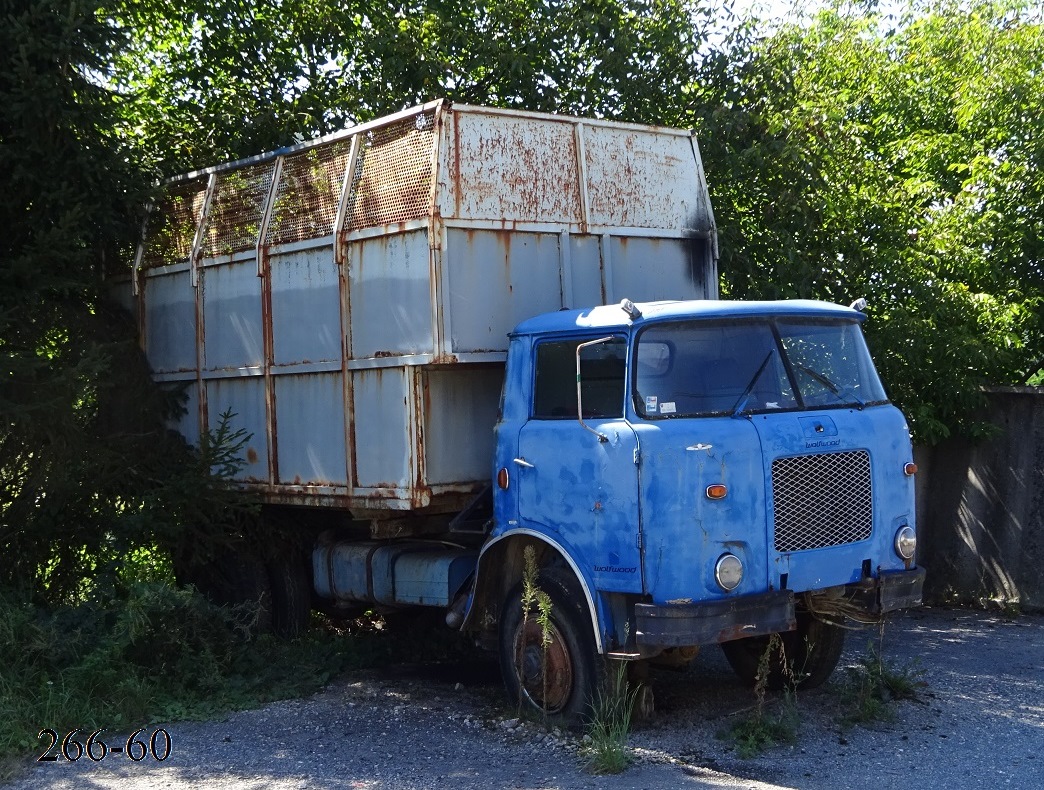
[839,636,926,728]
[0,583,462,779]
[727,691,800,759]
[584,661,637,774]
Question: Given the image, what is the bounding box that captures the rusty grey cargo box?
[115,100,718,513]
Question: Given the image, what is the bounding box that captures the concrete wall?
[914,387,1044,611]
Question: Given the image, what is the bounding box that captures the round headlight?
[715,553,743,591]
[894,525,917,560]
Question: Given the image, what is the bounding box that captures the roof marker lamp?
[619,299,642,320]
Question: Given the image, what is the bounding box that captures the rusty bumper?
[635,590,796,649]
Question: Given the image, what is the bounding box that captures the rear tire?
[267,552,311,639]
[185,548,273,634]
[721,613,845,690]
[498,569,599,725]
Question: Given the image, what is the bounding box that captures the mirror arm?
[575,336,615,443]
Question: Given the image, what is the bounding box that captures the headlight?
[715,553,743,591]
[894,525,916,560]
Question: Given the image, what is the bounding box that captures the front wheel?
[498,570,598,725]
[721,613,845,690]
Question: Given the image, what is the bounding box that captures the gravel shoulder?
[6,606,1043,790]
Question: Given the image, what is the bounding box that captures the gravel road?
[6,606,1043,790]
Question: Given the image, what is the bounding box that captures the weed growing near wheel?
[720,634,801,758]
[583,661,637,774]
[499,546,600,725]
[839,628,927,728]
[518,546,554,721]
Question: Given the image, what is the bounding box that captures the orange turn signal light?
[904,462,918,476]
[706,484,728,500]
[497,467,510,489]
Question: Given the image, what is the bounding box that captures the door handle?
[513,457,535,469]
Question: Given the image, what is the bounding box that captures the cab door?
[513,336,643,594]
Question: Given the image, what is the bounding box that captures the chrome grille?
[772,450,872,552]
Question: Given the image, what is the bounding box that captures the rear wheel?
[721,613,845,690]
[267,552,311,639]
[182,548,273,634]
[498,570,599,725]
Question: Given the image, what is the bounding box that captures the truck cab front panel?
[631,312,916,609]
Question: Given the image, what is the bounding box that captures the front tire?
[721,613,845,690]
[498,569,598,725]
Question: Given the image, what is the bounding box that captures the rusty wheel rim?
[512,617,573,713]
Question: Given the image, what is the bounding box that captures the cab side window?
[533,338,626,419]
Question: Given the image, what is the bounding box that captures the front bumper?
[635,590,796,649]
[634,566,926,651]
[845,566,926,614]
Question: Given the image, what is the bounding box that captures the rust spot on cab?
[246,448,259,464]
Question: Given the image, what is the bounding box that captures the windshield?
[634,318,888,418]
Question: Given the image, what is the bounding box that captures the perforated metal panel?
[266,140,353,246]
[772,450,873,552]
[201,163,276,257]
[141,178,208,268]
[342,110,438,232]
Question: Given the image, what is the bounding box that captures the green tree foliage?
[109,0,705,174]
[691,0,1044,442]
[0,1,250,603]
[1,0,144,598]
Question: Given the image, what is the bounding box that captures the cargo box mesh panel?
[201,162,276,257]
[141,177,209,268]
[266,139,353,246]
[342,110,437,232]
[772,450,873,552]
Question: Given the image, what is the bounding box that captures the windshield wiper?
[731,350,775,417]
[794,364,865,409]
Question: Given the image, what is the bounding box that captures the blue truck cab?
[465,297,925,720]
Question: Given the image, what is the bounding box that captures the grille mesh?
[772,450,873,552]
[141,177,209,268]
[266,139,353,246]
[342,110,437,232]
[201,162,276,257]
